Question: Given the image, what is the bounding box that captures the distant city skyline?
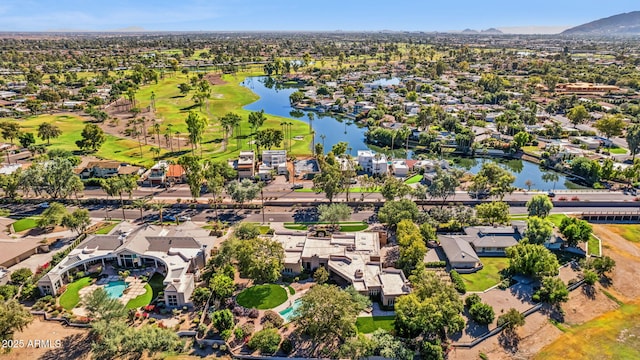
[0,1,638,33]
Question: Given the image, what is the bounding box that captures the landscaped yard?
[59,276,93,310]
[535,300,640,360]
[460,257,510,292]
[11,217,40,232]
[235,284,287,309]
[148,272,166,300]
[608,147,627,155]
[94,221,120,235]
[126,283,153,309]
[404,174,423,184]
[356,315,395,333]
[547,214,568,228]
[587,234,601,256]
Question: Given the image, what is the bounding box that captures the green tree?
[235,222,261,240]
[313,266,329,284]
[131,197,150,221]
[209,273,235,299]
[535,277,569,304]
[469,302,495,325]
[471,162,515,200]
[84,287,128,323]
[18,132,36,149]
[394,266,464,339]
[378,199,419,228]
[506,243,560,279]
[37,122,62,145]
[396,219,427,274]
[0,121,21,144]
[567,105,590,127]
[191,287,211,307]
[37,202,68,231]
[76,123,106,152]
[625,123,640,160]
[313,155,343,203]
[212,309,235,332]
[371,329,414,360]
[428,168,460,206]
[497,308,525,331]
[594,114,626,140]
[294,284,362,350]
[220,112,241,150]
[318,203,352,228]
[226,179,260,209]
[9,268,32,285]
[61,208,91,235]
[42,158,84,199]
[513,131,532,150]
[559,217,592,247]
[185,111,207,155]
[380,176,411,201]
[570,157,601,185]
[235,237,284,283]
[178,154,204,200]
[248,328,281,355]
[526,194,553,218]
[475,201,509,226]
[248,109,266,134]
[586,255,616,277]
[524,216,553,245]
[0,299,33,344]
[255,128,284,152]
[203,160,236,218]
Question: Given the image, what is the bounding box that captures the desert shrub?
[261,310,283,328]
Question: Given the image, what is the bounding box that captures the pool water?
[279,299,302,323]
[104,280,127,298]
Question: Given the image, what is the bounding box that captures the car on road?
[37,202,50,209]
[291,184,303,190]
[547,191,556,198]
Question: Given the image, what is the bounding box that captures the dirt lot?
[4,317,91,360]
[451,224,640,360]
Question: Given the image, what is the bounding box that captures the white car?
[37,202,50,209]
[178,215,191,222]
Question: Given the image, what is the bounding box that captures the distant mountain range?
[457,28,503,35]
[562,11,640,35]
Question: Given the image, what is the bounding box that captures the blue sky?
[0,0,638,33]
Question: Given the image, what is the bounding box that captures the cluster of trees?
[469,162,515,200]
[36,202,90,234]
[0,156,83,199]
[396,220,428,274]
[313,142,357,203]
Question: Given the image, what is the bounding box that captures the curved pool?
[279,299,302,323]
[104,280,128,299]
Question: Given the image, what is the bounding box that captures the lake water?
[241,76,369,155]
[451,157,582,191]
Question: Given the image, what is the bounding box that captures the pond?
[450,157,585,191]
[241,76,369,155]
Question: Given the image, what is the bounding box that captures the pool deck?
[77,276,147,306]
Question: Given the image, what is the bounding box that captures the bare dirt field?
[451,223,640,360]
[4,317,91,360]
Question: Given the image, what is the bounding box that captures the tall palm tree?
[176,131,181,153]
[139,117,148,145]
[132,197,150,221]
[151,201,168,224]
[153,122,161,146]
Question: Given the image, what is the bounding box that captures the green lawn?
[11,217,39,232]
[287,286,295,295]
[294,186,380,193]
[148,272,166,301]
[547,214,568,228]
[94,221,120,235]
[126,283,153,309]
[460,257,510,292]
[404,174,423,184]
[608,147,627,155]
[522,145,541,154]
[535,300,640,360]
[338,224,369,232]
[587,235,601,256]
[235,284,287,309]
[59,276,93,310]
[356,315,395,333]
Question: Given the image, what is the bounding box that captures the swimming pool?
[279,299,302,323]
[104,280,127,299]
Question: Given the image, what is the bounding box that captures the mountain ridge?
[562,11,640,35]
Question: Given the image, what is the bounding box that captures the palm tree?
[151,201,168,224]
[153,122,161,145]
[176,131,181,153]
[132,197,150,221]
[152,147,161,161]
[139,117,148,145]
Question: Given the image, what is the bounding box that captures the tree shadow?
[180,104,200,111]
[582,284,597,300]
[599,276,613,289]
[498,329,520,353]
[39,333,91,360]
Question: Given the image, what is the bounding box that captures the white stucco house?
[38,221,215,307]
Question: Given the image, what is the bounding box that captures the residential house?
[262,150,287,169]
[78,160,143,179]
[357,150,388,176]
[391,160,409,177]
[274,231,410,306]
[237,151,256,179]
[37,221,214,308]
[166,164,186,184]
[145,161,168,186]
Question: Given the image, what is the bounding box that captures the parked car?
[178,215,191,222]
[291,184,304,190]
[37,202,50,209]
[162,215,176,222]
[547,191,556,198]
